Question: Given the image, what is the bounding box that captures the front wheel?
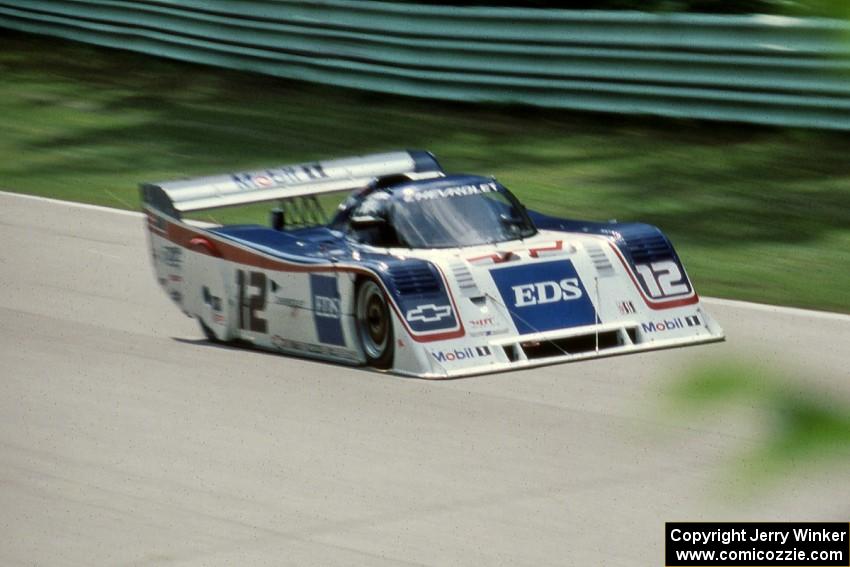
[355,279,394,369]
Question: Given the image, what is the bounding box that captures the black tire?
[198,318,221,343]
[355,279,394,369]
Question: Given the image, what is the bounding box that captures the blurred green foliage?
[1,32,849,312]
[666,361,850,485]
[394,0,850,18]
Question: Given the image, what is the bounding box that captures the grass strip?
[1,31,849,313]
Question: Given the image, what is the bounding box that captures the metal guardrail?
[2,0,850,129]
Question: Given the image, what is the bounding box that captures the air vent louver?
[619,227,673,264]
[583,241,615,277]
[388,263,440,295]
[449,261,480,297]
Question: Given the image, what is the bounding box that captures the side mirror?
[350,215,386,229]
[270,208,285,231]
[499,213,524,226]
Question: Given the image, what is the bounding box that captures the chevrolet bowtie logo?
[405,304,452,323]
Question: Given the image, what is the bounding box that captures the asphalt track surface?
[1,192,848,566]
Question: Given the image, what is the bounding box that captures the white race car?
[142,150,724,378]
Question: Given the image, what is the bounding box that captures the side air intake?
[387,263,440,295]
[618,225,674,264]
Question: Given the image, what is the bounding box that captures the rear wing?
[140,150,442,218]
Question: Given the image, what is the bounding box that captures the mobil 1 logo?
[431,345,492,364]
[642,314,701,334]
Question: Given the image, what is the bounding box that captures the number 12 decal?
[635,261,691,299]
[237,270,268,333]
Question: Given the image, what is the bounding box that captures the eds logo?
[314,295,341,318]
[490,260,598,334]
[310,275,345,346]
[510,278,583,307]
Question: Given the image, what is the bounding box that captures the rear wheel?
[198,318,221,343]
[355,279,394,369]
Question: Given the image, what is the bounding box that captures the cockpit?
[335,175,537,249]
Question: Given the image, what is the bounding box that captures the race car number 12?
[237,270,268,333]
[634,261,689,299]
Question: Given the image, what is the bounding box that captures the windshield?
[390,182,536,248]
